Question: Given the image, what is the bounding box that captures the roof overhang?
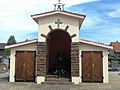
[5,39,113,50]
[80,39,113,50]
[31,10,86,27]
[5,40,37,49]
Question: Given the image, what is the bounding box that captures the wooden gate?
[82,51,103,82]
[15,51,36,82]
[46,29,71,79]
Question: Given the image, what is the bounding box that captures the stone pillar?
[71,42,79,84]
[36,42,47,84]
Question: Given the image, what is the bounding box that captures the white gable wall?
[79,43,109,83]
[38,14,80,42]
[37,14,81,84]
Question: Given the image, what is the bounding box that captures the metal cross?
[55,19,62,29]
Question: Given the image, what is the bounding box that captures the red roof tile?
[111,42,120,52]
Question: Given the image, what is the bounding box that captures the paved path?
[0,72,120,90]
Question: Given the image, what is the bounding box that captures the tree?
[0,35,17,56]
[7,35,17,45]
[25,39,29,42]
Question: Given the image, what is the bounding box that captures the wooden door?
[92,51,103,82]
[15,51,25,81]
[26,51,36,81]
[15,51,36,82]
[82,51,103,82]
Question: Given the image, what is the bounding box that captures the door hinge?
[102,55,104,58]
[81,76,83,78]
[102,76,104,79]
[34,75,36,78]
[81,55,83,58]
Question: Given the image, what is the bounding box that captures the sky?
[0,0,120,44]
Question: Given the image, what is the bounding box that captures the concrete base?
[72,77,79,84]
[36,76,45,84]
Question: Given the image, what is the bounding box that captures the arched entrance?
[46,29,71,79]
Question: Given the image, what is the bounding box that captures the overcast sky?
[0,0,120,44]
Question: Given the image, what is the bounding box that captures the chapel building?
[5,1,113,84]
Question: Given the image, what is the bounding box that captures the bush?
[0,50,10,56]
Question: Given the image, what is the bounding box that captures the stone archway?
[46,29,71,79]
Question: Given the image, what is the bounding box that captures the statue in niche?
[57,51,66,61]
[55,51,68,76]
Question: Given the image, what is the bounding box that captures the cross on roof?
[55,19,62,29]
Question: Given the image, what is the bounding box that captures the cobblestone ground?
[0,72,120,90]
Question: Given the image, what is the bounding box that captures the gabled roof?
[0,43,6,50]
[5,39,113,50]
[5,39,37,49]
[31,10,86,24]
[80,39,113,49]
[111,42,120,52]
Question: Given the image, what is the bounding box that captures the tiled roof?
[0,43,6,49]
[80,39,113,49]
[5,39,113,50]
[31,10,86,17]
[111,42,120,52]
[5,39,37,49]
[31,10,86,30]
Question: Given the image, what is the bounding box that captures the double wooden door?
[15,51,36,82]
[82,51,103,82]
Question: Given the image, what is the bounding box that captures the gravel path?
[0,72,120,90]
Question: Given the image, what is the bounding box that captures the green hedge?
[0,50,10,56]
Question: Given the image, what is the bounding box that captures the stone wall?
[71,42,79,76]
[37,42,47,76]
[36,42,79,77]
